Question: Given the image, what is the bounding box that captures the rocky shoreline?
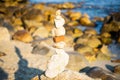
[0,0,120,80]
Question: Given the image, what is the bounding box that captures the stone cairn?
[45,10,69,78]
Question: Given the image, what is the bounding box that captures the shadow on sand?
[14,47,43,80]
[0,67,8,80]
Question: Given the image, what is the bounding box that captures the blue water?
[30,0,120,17]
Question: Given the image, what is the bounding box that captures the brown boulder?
[87,67,118,80]
[69,12,82,21]
[13,30,33,43]
[74,44,93,54]
[67,21,79,26]
[80,13,95,27]
[12,18,23,26]
[22,9,44,22]
[33,3,45,10]
[101,14,120,43]
[100,32,112,44]
[84,29,97,36]
[114,65,120,74]
[87,38,101,48]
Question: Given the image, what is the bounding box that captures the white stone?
[54,41,66,49]
[52,10,65,37]
[0,27,11,41]
[52,27,65,37]
[45,49,69,78]
[45,10,69,78]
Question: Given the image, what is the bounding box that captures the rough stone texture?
[80,14,95,27]
[87,67,119,80]
[64,36,74,50]
[101,32,111,38]
[0,40,119,80]
[101,13,120,43]
[0,51,6,57]
[87,38,101,48]
[66,51,88,71]
[75,44,93,54]
[0,27,11,41]
[96,53,111,61]
[114,65,120,74]
[66,28,82,38]
[100,37,112,45]
[72,28,83,38]
[13,30,33,43]
[25,20,43,28]
[69,12,82,21]
[45,49,69,78]
[32,70,96,80]
[100,45,110,54]
[32,27,49,38]
[84,29,97,36]
[76,37,89,45]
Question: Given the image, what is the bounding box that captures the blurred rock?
[33,3,45,10]
[80,13,96,27]
[32,26,49,38]
[12,18,23,26]
[66,28,83,38]
[64,36,74,49]
[87,67,118,80]
[96,52,111,60]
[31,38,54,56]
[85,54,97,62]
[0,27,11,41]
[101,13,120,42]
[45,49,69,78]
[22,9,43,22]
[74,44,93,54]
[57,2,75,9]
[44,23,54,33]
[32,70,95,80]
[14,25,24,31]
[72,28,83,38]
[100,37,112,45]
[67,21,79,26]
[69,12,81,21]
[101,32,111,38]
[76,36,88,44]
[0,0,29,7]
[84,29,97,36]
[93,17,104,22]
[66,51,88,71]
[101,21,120,33]
[104,12,120,23]
[24,20,43,32]
[100,45,110,54]
[114,65,120,74]
[0,51,6,57]
[87,38,101,48]
[32,38,87,71]
[13,30,33,43]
